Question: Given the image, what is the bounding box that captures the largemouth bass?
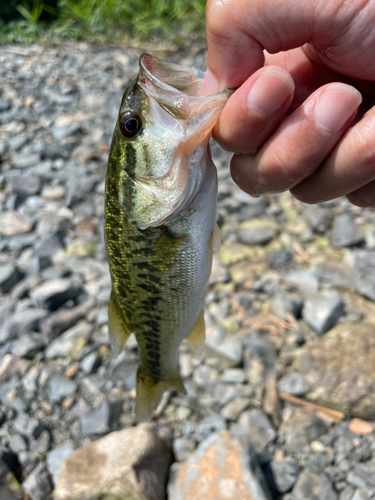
[105,53,231,422]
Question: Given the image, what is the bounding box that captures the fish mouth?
[139,53,203,97]
[128,54,231,229]
[138,53,231,120]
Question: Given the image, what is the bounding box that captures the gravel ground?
[1,42,375,500]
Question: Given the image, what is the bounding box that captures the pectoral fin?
[108,291,133,355]
[136,369,186,423]
[185,309,205,351]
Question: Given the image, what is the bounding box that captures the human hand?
[202,0,375,207]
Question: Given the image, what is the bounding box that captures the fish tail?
[135,368,186,423]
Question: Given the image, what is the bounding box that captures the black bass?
[105,54,230,421]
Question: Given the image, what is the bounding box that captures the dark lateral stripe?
[137,273,160,283]
[137,283,158,293]
[133,262,150,269]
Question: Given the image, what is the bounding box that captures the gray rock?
[221,397,251,421]
[211,383,239,407]
[81,400,109,435]
[0,299,14,326]
[0,99,11,111]
[11,333,47,358]
[11,152,41,169]
[339,486,355,500]
[173,437,195,462]
[270,291,303,320]
[235,409,276,451]
[304,205,333,233]
[0,264,25,294]
[192,364,219,388]
[12,411,38,437]
[32,430,51,454]
[221,368,247,384]
[48,375,77,402]
[243,336,275,388]
[80,351,100,373]
[0,354,30,383]
[72,398,91,419]
[293,468,337,500]
[22,365,39,392]
[45,321,91,359]
[356,275,375,301]
[278,372,309,397]
[347,472,368,489]
[7,175,41,197]
[47,442,75,485]
[238,223,278,245]
[266,249,292,268]
[332,213,365,248]
[22,462,52,500]
[271,458,300,493]
[302,294,344,334]
[284,409,327,454]
[7,233,37,251]
[285,269,320,293]
[209,255,231,284]
[0,212,32,236]
[322,261,360,289]
[8,134,28,151]
[30,278,82,311]
[0,308,47,343]
[41,300,91,339]
[26,255,52,274]
[195,414,226,441]
[9,434,27,454]
[206,330,243,366]
[52,123,81,140]
[352,490,370,500]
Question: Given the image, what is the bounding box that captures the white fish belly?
[157,150,217,373]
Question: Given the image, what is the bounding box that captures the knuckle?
[267,143,308,188]
[206,0,234,37]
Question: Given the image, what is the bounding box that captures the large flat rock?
[168,430,271,500]
[293,324,375,419]
[54,424,172,500]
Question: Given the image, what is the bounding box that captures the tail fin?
[136,369,186,423]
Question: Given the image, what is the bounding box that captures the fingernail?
[247,67,294,118]
[200,69,219,96]
[314,84,362,133]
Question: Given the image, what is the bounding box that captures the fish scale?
[104,53,231,421]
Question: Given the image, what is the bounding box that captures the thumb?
[203,0,359,92]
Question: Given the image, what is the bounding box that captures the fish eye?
[119,112,142,138]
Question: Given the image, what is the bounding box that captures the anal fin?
[108,290,133,355]
[136,369,186,423]
[185,309,205,351]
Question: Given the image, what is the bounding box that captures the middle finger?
[230,83,362,195]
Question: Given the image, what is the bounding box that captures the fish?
[104,53,231,422]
